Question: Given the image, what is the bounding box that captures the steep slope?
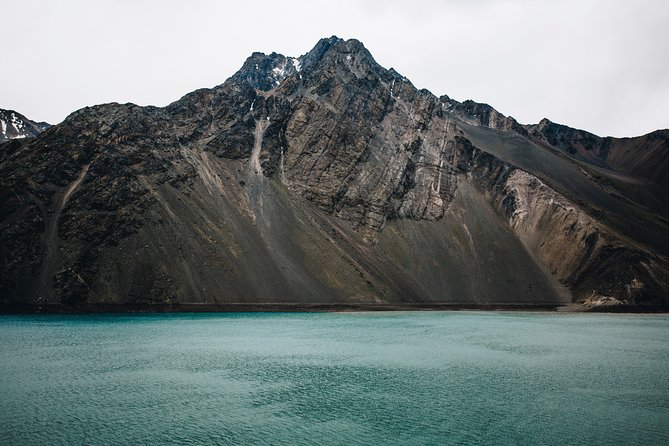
[1,37,667,309]
[0,109,50,143]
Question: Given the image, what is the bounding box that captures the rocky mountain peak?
[537,117,553,128]
[303,36,387,80]
[312,36,373,62]
[0,108,51,142]
[229,51,302,91]
[298,35,349,68]
[228,36,390,94]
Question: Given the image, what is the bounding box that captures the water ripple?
[1,312,668,445]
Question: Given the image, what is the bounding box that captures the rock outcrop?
[1,36,667,309]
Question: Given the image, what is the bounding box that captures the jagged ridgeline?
[1,37,668,309]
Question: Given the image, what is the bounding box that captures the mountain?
[0,109,50,143]
[1,36,668,310]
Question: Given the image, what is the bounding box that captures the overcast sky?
[2,0,668,137]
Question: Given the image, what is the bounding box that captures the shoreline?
[1,302,668,315]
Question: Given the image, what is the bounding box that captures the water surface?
[1,312,667,445]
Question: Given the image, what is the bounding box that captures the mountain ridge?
[1,36,667,309]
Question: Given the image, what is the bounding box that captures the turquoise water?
[0,312,667,445]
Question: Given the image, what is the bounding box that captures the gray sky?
[2,0,668,137]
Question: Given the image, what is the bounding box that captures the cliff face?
[1,37,667,308]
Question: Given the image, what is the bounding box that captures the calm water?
[0,312,667,445]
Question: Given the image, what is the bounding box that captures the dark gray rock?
[1,37,667,308]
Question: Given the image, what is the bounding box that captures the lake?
[1,312,667,445]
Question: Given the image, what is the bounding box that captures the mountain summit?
[1,37,668,310]
[0,109,50,143]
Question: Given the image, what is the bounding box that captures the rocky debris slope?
[1,36,667,309]
[0,109,50,143]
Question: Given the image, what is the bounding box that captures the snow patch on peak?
[272,63,287,79]
[290,57,301,72]
[0,109,51,142]
[271,57,301,86]
[10,113,25,130]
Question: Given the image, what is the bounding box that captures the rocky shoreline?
[2,302,667,314]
